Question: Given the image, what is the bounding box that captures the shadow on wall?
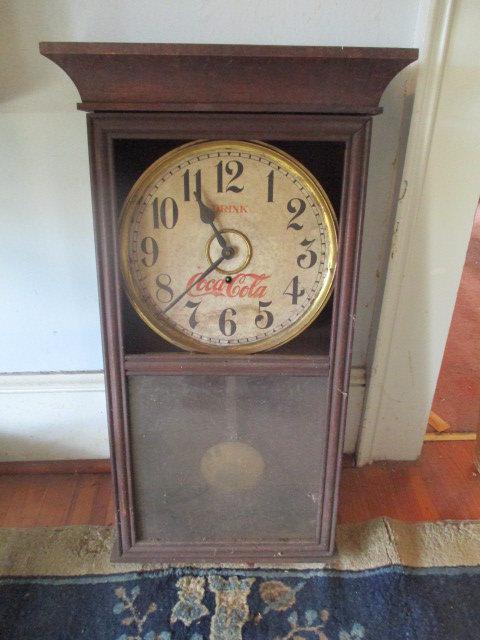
[360,69,416,372]
[0,0,76,107]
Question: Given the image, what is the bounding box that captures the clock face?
[119,140,337,353]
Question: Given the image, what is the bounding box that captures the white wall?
[0,373,109,460]
[358,0,480,461]
[0,0,421,459]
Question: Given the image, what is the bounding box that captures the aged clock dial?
[119,140,337,353]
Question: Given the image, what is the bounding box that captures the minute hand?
[163,255,225,313]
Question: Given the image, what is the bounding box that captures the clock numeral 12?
[216,160,244,193]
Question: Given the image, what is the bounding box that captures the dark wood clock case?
[40,43,417,562]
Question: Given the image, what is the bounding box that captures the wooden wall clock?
[40,42,417,562]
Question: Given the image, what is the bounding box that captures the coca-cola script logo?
[187,273,270,299]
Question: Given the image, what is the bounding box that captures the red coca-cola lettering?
[187,273,270,299]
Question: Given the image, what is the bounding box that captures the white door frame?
[357,0,480,463]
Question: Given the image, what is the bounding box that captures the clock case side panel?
[320,119,372,553]
[87,118,135,554]
[86,112,372,561]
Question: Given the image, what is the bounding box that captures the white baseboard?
[0,368,365,461]
[0,372,105,394]
[0,372,109,462]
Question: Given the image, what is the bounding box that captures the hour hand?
[193,191,230,252]
[194,190,215,225]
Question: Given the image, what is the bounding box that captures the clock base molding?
[0,369,364,462]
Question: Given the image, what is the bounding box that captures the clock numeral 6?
[286,198,306,231]
[153,196,179,229]
[284,276,305,305]
[216,160,244,193]
[255,300,274,329]
[219,307,237,336]
[155,273,174,304]
[140,236,158,267]
[297,238,318,269]
[185,300,201,329]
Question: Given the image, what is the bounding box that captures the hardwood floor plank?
[420,442,480,520]
[405,467,440,521]
[34,475,78,526]
[106,484,116,526]
[89,476,114,526]
[2,478,46,528]
[66,475,108,525]
[339,442,478,524]
[0,477,19,524]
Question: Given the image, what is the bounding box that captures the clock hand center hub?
[206,229,252,275]
[222,246,235,259]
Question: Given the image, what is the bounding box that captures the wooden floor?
[338,440,480,523]
[0,473,115,528]
[431,205,480,432]
[0,442,478,528]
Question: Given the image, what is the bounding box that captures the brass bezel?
[119,139,338,354]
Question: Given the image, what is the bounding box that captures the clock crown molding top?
[39,42,418,115]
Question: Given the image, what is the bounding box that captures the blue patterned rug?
[2,564,480,639]
[0,519,479,639]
